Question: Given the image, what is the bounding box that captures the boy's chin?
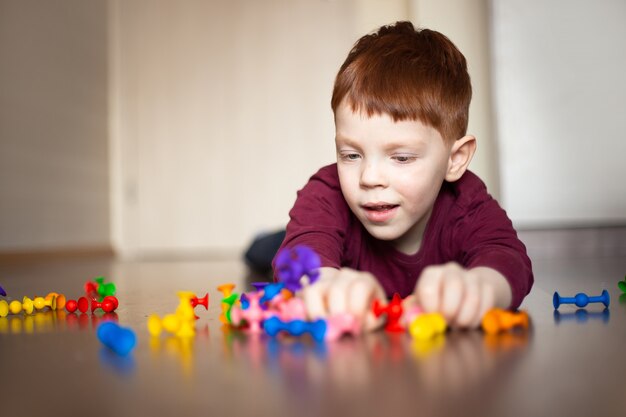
[362,224,404,242]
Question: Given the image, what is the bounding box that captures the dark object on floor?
[243,229,286,275]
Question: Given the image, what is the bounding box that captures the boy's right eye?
[339,152,361,161]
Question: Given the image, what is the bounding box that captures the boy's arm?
[272,164,350,276]
[454,196,533,310]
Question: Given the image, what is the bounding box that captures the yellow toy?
[33,295,57,311]
[147,291,196,338]
[408,312,447,340]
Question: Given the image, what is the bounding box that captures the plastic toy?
[260,283,285,304]
[401,305,424,326]
[190,293,209,310]
[618,277,626,293]
[0,285,6,297]
[553,290,610,309]
[274,245,321,292]
[147,291,196,337]
[372,293,405,332]
[325,313,360,341]
[91,296,119,313]
[251,282,269,292]
[229,292,271,333]
[2,297,35,316]
[94,276,116,297]
[409,313,447,340]
[263,316,327,342]
[240,293,250,309]
[65,297,90,313]
[45,292,66,310]
[268,296,307,321]
[481,309,529,334]
[217,283,237,324]
[97,322,136,356]
[0,297,35,317]
[32,295,57,311]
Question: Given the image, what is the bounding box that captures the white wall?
[110,0,412,256]
[0,0,500,256]
[491,0,626,227]
[0,0,110,251]
[409,0,499,198]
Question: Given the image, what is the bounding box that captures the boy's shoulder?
[439,170,494,214]
[311,163,339,182]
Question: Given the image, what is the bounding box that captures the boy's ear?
[445,135,476,182]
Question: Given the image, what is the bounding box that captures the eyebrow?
[336,135,425,152]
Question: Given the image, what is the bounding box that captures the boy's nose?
[360,161,388,188]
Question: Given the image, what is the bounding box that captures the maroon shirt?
[275,164,533,309]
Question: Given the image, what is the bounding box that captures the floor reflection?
[218,324,532,406]
[147,323,210,378]
[0,310,119,334]
[553,308,610,324]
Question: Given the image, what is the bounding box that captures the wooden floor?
[1,228,625,417]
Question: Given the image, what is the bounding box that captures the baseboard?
[0,245,114,264]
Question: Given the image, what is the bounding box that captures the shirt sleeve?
[272,165,350,277]
[451,188,534,310]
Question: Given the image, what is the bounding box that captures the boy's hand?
[413,262,512,329]
[302,267,387,331]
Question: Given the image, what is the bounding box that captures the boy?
[274,21,533,330]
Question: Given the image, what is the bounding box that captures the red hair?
[331,21,472,143]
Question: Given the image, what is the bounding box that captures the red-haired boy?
[274,21,533,329]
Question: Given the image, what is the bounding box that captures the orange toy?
[481,308,530,334]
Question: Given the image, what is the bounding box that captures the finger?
[327,272,359,316]
[347,277,387,331]
[452,278,480,328]
[302,278,332,319]
[471,283,495,329]
[415,267,444,313]
[440,272,464,322]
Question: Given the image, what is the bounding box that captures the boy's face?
[335,101,452,254]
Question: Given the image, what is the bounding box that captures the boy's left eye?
[392,155,416,163]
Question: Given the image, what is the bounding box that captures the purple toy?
[275,245,321,292]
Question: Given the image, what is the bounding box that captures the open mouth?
[363,203,399,211]
[361,203,399,222]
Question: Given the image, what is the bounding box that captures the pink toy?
[229,292,272,333]
[325,313,360,341]
[267,296,307,321]
[401,305,424,326]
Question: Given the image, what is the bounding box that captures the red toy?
[65,297,90,313]
[91,296,119,313]
[190,293,209,310]
[66,296,118,314]
[372,293,405,332]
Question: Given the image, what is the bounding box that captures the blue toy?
[553,290,610,309]
[240,293,250,309]
[0,285,5,297]
[263,316,327,342]
[260,283,285,304]
[97,322,137,356]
